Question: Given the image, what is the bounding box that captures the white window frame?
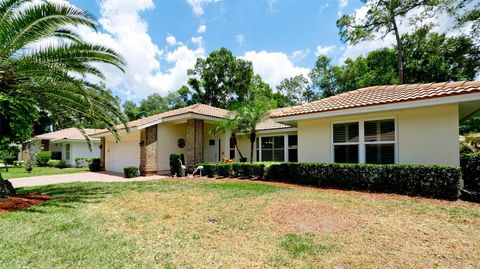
[229,137,236,160]
[256,134,298,162]
[65,143,71,161]
[331,117,398,164]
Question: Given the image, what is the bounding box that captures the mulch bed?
[0,194,51,214]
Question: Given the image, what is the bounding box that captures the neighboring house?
[22,128,101,167]
[94,81,480,176]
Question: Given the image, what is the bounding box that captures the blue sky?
[64,0,458,102]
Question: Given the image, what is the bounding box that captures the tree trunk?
[249,132,256,164]
[392,16,405,84]
[232,133,244,160]
[0,172,16,199]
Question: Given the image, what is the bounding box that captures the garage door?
[105,134,140,173]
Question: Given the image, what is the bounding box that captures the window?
[65,143,70,160]
[364,119,395,164]
[260,136,284,162]
[229,137,235,160]
[332,119,396,164]
[333,122,359,163]
[288,135,298,162]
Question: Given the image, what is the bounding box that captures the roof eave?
[273,92,480,123]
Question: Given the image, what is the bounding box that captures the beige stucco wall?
[157,123,187,172]
[297,104,460,166]
[105,131,140,172]
[202,123,229,163]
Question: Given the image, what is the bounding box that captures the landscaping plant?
[36,151,52,167]
[123,166,139,178]
[169,153,185,177]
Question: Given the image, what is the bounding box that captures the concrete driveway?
[10,172,166,188]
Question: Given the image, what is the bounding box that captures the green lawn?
[0,180,479,268]
[0,166,88,179]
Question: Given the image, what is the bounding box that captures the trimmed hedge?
[36,151,51,166]
[124,166,139,178]
[460,153,480,191]
[265,163,461,200]
[75,157,94,168]
[169,153,185,177]
[47,159,66,168]
[196,162,268,179]
[89,158,101,172]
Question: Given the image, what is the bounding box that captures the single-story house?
[94,81,480,176]
[22,128,101,167]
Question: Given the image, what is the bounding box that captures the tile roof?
[93,104,230,136]
[34,128,101,141]
[257,108,294,131]
[271,81,480,118]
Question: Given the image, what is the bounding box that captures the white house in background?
[93,81,480,176]
[22,128,101,167]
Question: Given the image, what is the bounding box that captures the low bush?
[89,158,101,172]
[124,166,139,178]
[47,159,66,168]
[75,157,94,168]
[36,151,52,166]
[460,153,480,191]
[265,163,461,200]
[169,153,185,176]
[13,160,23,166]
[51,151,62,160]
[196,163,216,177]
[196,162,269,179]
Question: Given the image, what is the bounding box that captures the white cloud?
[166,34,177,46]
[291,49,310,61]
[234,34,245,45]
[242,51,310,88]
[197,24,207,33]
[186,0,220,16]
[338,0,348,9]
[267,0,277,12]
[315,45,336,56]
[75,0,204,99]
[191,36,203,46]
[319,3,329,13]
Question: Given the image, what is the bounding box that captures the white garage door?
[105,134,140,173]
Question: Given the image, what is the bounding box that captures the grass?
[0,179,479,268]
[0,166,88,179]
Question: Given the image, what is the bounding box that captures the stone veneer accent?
[139,125,158,176]
[186,119,203,172]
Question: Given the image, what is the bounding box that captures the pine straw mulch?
[0,194,51,214]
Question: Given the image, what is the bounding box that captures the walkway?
[10,172,165,188]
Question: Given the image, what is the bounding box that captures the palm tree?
[210,113,245,161]
[0,0,127,195]
[235,102,270,163]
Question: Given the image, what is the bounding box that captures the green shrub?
[232,163,266,178]
[169,153,185,176]
[216,163,232,177]
[124,166,139,178]
[265,162,461,200]
[51,151,62,160]
[47,159,66,168]
[36,151,52,166]
[13,160,23,166]
[195,163,216,177]
[89,158,101,172]
[75,157,94,168]
[460,153,480,191]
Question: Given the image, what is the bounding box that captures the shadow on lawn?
[13,183,122,213]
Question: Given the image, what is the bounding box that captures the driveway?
[10,172,166,188]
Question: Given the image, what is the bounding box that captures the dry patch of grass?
[84,181,480,268]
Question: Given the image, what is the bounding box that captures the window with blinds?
[333,122,359,163]
[333,119,396,164]
[364,119,395,164]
